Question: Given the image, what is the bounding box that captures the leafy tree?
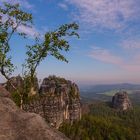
[0,2,79,108]
[0,2,33,108]
[23,23,79,94]
[0,3,32,79]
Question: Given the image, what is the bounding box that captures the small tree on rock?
[0,2,79,109]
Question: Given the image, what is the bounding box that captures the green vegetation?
[59,102,140,140]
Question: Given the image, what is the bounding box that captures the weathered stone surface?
[112,91,132,110]
[5,75,39,95]
[0,85,10,98]
[0,93,69,140]
[23,76,81,128]
[6,75,23,93]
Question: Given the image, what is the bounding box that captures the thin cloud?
[89,46,140,72]
[58,3,68,11]
[66,0,140,31]
[18,25,39,38]
[89,47,123,65]
[0,0,39,38]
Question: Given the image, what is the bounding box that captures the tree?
[23,23,79,94]
[0,3,32,79]
[0,2,33,108]
[0,2,79,108]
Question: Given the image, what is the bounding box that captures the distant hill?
[80,83,140,93]
[80,83,140,104]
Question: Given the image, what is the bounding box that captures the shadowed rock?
[0,90,69,140]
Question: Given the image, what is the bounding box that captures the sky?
[0,0,140,85]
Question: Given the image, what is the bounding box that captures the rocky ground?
[0,85,69,140]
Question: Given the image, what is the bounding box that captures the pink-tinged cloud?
[89,47,140,72]
[89,47,123,65]
[66,0,140,30]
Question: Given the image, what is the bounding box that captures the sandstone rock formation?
[0,87,69,140]
[0,85,10,98]
[4,75,81,128]
[5,75,39,96]
[6,75,23,93]
[112,91,132,110]
[23,76,81,128]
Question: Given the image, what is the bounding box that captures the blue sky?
[0,0,140,85]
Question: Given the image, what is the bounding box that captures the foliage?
[59,102,140,140]
[0,2,32,79]
[0,2,33,108]
[24,23,79,81]
[11,91,21,106]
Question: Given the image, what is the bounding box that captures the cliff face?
[0,87,69,140]
[112,91,132,111]
[23,76,81,128]
[39,76,81,128]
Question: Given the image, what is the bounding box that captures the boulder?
[0,91,69,140]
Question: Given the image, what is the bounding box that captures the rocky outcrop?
[0,85,10,98]
[112,91,132,110]
[23,76,81,128]
[6,75,23,93]
[0,87,69,140]
[5,75,39,96]
[4,75,81,128]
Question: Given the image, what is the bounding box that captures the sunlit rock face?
[112,91,132,111]
[39,76,81,128]
[23,76,81,128]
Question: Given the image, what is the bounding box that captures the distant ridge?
[80,83,140,93]
[80,83,140,103]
